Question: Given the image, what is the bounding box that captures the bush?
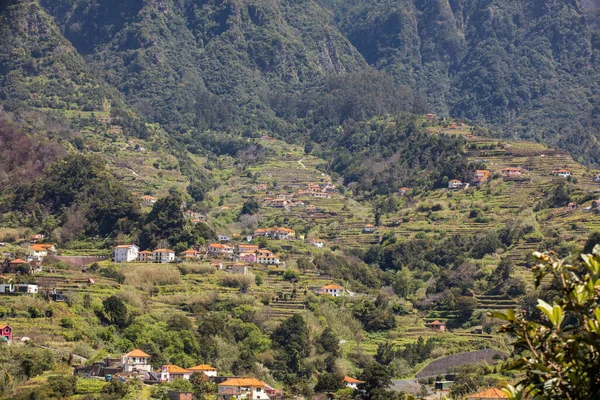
[283,269,300,282]
[28,306,42,318]
[60,317,74,328]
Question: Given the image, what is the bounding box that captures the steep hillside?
[0,0,120,112]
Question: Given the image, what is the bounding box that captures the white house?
[152,249,176,263]
[28,244,56,261]
[230,263,249,275]
[319,284,345,297]
[257,254,280,265]
[363,224,376,233]
[344,376,364,389]
[139,195,158,206]
[311,239,325,248]
[113,244,139,263]
[595,174,600,183]
[217,378,270,400]
[0,284,39,294]
[159,365,191,381]
[218,235,231,242]
[553,169,571,178]
[448,179,463,189]
[188,364,217,377]
[122,349,152,373]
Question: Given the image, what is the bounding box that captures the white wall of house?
[113,245,139,263]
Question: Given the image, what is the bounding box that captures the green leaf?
[537,300,564,327]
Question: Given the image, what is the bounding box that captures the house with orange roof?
[343,376,364,389]
[211,260,223,270]
[568,202,579,211]
[208,243,234,256]
[158,365,191,381]
[466,387,508,399]
[137,250,153,262]
[319,284,345,297]
[448,179,463,189]
[399,187,410,196]
[113,244,139,263]
[428,320,446,332]
[140,195,158,206]
[472,170,490,185]
[188,364,217,377]
[275,227,296,240]
[217,377,270,400]
[122,349,152,373]
[253,229,268,237]
[553,169,571,178]
[179,249,200,261]
[152,249,176,263]
[311,239,325,248]
[363,224,376,233]
[501,167,522,177]
[257,251,280,265]
[28,243,56,261]
[229,262,248,275]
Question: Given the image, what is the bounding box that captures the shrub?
[283,269,300,282]
[28,306,42,318]
[60,317,74,328]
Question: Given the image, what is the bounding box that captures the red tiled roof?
[467,388,508,399]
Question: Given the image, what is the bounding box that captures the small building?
[448,179,463,189]
[472,170,490,185]
[275,228,295,240]
[238,244,259,253]
[399,187,410,196]
[472,326,484,334]
[208,244,234,256]
[568,202,579,211]
[553,169,571,178]
[253,229,267,237]
[253,184,267,191]
[140,195,158,206]
[137,250,153,262]
[0,324,12,342]
[152,249,176,263]
[466,388,508,400]
[343,376,364,390]
[31,234,45,241]
[9,259,27,269]
[187,364,217,377]
[160,365,191,381]
[113,244,139,263]
[429,320,446,332]
[211,260,223,270]
[238,252,257,263]
[595,174,600,183]
[230,263,248,275]
[363,224,375,233]
[122,349,152,373]
[319,284,345,297]
[311,239,325,248]
[179,249,200,261]
[218,235,231,242]
[217,377,270,400]
[257,254,280,265]
[501,167,522,177]
[435,381,453,390]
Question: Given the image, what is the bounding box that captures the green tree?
[493,246,600,399]
[240,198,260,216]
[315,372,345,393]
[102,295,129,329]
[357,362,393,400]
[316,327,339,356]
[272,314,310,374]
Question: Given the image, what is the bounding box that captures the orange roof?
[115,244,135,248]
[429,320,444,326]
[312,239,324,242]
[467,388,508,399]
[449,179,462,182]
[31,244,54,251]
[160,365,189,373]
[0,324,10,329]
[554,169,570,173]
[218,378,266,387]
[153,249,174,253]
[343,376,364,384]
[126,349,151,358]
[365,224,374,228]
[139,250,153,254]
[188,364,216,371]
[140,195,156,200]
[322,284,344,290]
[400,187,410,190]
[181,249,197,254]
[9,259,26,264]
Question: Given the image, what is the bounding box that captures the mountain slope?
[0,0,120,112]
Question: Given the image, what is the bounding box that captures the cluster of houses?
[77,349,361,399]
[569,199,600,214]
[262,183,337,208]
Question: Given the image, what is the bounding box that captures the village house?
[217,377,270,400]
[319,284,345,297]
[269,198,288,208]
[152,249,176,263]
[501,167,522,177]
[0,324,12,343]
[229,262,249,275]
[275,228,295,240]
[238,244,259,253]
[218,235,231,242]
[253,229,267,237]
[596,174,600,183]
[137,250,153,262]
[568,202,579,211]
[311,192,330,199]
[211,260,223,270]
[122,349,153,373]
[0,283,38,294]
[239,252,257,263]
[113,244,139,263]
[7,259,27,273]
[305,204,316,212]
[160,365,191,381]
[187,364,217,377]
[28,243,56,261]
[448,179,463,189]
[429,320,446,332]
[31,234,44,241]
[363,224,376,233]
[553,169,571,178]
[208,243,234,256]
[253,184,267,191]
[323,184,336,193]
[472,170,490,185]
[311,239,325,248]
[180,249,200,261]
[399,187,410,196]
[466,388,508,400]
[344,376,364,390]
[257,251,280,265]
[140,195,158,206]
